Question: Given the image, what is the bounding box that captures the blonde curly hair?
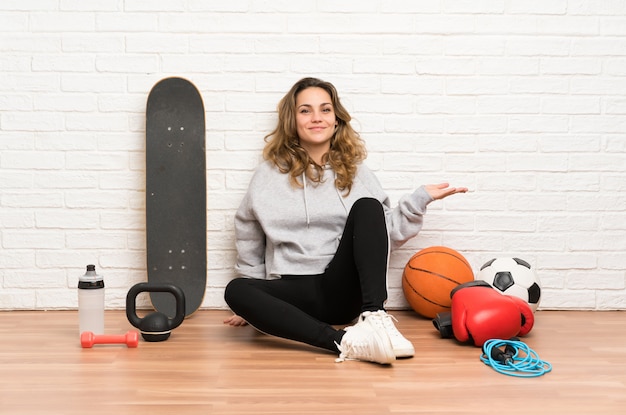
[263,77,367,195]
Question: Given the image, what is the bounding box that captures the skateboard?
[145,77,206,318]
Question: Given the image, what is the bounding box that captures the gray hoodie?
[235,160,433,279]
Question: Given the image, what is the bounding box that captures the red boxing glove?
[451,281,531,347]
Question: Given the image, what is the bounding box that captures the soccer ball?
[476,257,541,313]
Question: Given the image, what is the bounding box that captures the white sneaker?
[335,323,395,365]
[359,310,415,358]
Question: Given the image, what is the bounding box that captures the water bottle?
[78,264,105,334]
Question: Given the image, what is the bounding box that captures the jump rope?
[480,338,552,377]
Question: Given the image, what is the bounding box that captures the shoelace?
[365,311,403,340]
[380,312,403,337]
[334,341,350,363]
[334,328,374,363]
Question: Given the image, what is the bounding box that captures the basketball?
[402,246,475,318]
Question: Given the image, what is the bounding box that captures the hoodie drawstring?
[302,172,310,227]
[302,169,348,229]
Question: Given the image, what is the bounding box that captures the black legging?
[224,197,389,352]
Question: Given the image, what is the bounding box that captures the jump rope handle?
[482,336,519,364]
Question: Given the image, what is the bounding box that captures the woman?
[224,77,467,364]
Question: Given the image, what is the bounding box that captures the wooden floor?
[0,309,624,415]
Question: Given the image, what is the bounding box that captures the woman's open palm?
[424,183,468,201]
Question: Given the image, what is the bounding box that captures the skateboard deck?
[145,77,206,318]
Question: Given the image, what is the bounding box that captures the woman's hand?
[223,314,249,327]
[425,183,468,200]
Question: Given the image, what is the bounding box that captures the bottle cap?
[78,264,104,288]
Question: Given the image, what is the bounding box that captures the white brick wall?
[1,1,625,311]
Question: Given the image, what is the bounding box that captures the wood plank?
[0,310,624,415]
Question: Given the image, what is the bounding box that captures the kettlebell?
[126,282,186,342]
